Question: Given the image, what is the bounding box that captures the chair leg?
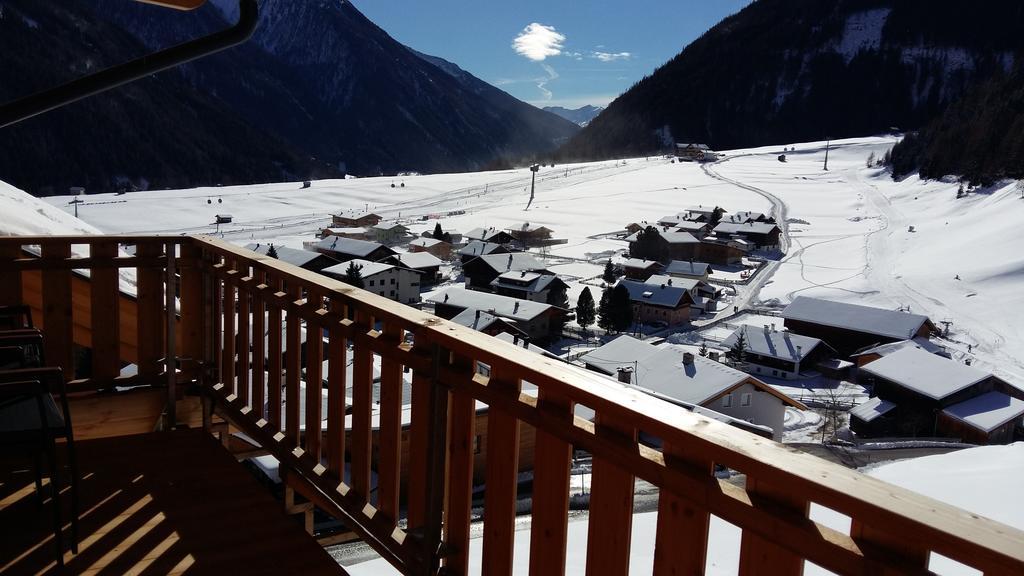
[66,437,80,554]
[45,438,63,567]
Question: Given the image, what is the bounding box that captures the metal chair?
[0,365,79,564]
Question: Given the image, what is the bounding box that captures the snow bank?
[0,180,102,236]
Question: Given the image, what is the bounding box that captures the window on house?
[722,394,732,408]
[741,393,751,406]
[390,290,395,297]
[368,279,374,286]
[772,370,778,376]
[390,278,396,285]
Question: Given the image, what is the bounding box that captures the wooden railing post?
[481,364,522,576]
[267,275,283,429]
[325,298,348,478]
[179,240,205,380]
[304,292,324,461]
[377,321,404,523]
[443,350,476,576]
[164,240,177,428]
[284,283,302,448]
[528,390,573,576]
[851,520,930,575]
[653,442,714,576]
[136,241,164,383]
[41,242,74,378]
[350,307,374,498]
[90,242,121,381]
[585,416,636,576]
[738,477,809,576]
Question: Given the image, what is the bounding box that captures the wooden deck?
[0,429,346,575]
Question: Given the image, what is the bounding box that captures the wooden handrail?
[2,234,1023,576]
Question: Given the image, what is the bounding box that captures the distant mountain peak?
[542,105,604,127]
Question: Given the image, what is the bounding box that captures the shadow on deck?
[0,429,346,575]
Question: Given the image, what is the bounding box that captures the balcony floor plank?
[0,429,346,575]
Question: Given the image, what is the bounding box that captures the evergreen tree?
[266,244,279,259]
[708,206,726,227]
[728,329,748,365]
[576,287,596,335]
[602,260,616,283]
[597,287,614,332]
[609,284,634,333]
[441,232,452,244]
[630,226,667,261]
[432,222,444,241]
[698,340,709,357]
[343,261,365,289]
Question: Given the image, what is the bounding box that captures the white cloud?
[592,51,632,62]
[535,63,559,101]
[512,23,566,61]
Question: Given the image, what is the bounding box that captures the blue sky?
[355,1,753,110]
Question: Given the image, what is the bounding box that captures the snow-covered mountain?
[543,105,605,127]
[562,0,1024,160]
[0,0,577,194]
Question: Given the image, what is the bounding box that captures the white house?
[322,259,420,305]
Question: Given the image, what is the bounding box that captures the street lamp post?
[526,163,540,210]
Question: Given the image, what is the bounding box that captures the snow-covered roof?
[852,337,946,358]
[491,271,563,294]
[617,279,692,308]
[314,236,390,258]
[672,221,709,232]
[684,204,716,213]
[942,392,1024,433]
[665,260,711,277]
[409,237,446,248]
[323,227,367,235]
[245,243,325,268]
[850,397,897,423]
[730,211,767,223]
[860,347,989,400]
[782,296,931,340]
[580,336,802,407]
[471,252,546,274]
[645,275,709,292]
[493,332,560,359]
[390,251,443,270]
[322,258,394,278]
[661,231,700,245]
[464,227,508,242]
[721,325,824,362]
[713,221,779,235]
[458,240,505,257]
[372,222,406,231]
[449,308,509,333]
[623,258,662,270]
[429,288,554,322]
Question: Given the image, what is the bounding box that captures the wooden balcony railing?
[2,234,1023,575]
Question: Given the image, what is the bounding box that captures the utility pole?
[823,136,831,171]
[69,197,83,218]
[526,163,539,210]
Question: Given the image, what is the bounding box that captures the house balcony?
[1,234,1022,575]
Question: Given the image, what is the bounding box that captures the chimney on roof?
[521,271,526,277]
[444,294,449,303]
[475,310,481,320]
[796,345,802,358]
[513,335,519,345]
[507,253,513,269]
[764,324,770,334]
[667,279,673,286]
[617,366,633,384]
[682,352,694,365]
[514,301,520,313]
[771,323,776,332]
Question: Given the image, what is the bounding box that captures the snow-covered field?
[40,134,1024,384]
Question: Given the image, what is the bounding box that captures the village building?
[507,223,554,248]
[320,226,370,240]
[464,226,515,245]
[429,288,561,342]
[385,252,444,285]
[580,336,806,440]
[624,222,644,235]
[683,205,718,221]
[850,337,948,367]
[622,258,664,281]
[448,309,528,339]
[462,252,548,292]
[664,259,712,280]
[730,211,772,224]
[244,243,339,274]
[408,237,452,260]
[721,324,836,380]
[322,258,420,305]
[616,279,694,326]
[628,229,745,265]
[331,211,382,227]
[675,143,713,162]
[697,237,747,265]
[646,275,718,313]
[420,226,462,245]
[457,240,510,265]
[712,221,782,250]
[852,347,1024,442]
[489,271,569,306]
[672,220,711,237]
[368,221,409,245]
[313,236,396,263]
[781,297,936,357]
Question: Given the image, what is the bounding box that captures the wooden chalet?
[712,221,782,250]
[721,324,836,380]
[0,235,1022,575]
[245,242,339,274]
[332,211,382,228]
[408,237,452,260]
[782,296,937,357]
[313,236,396,264]
[456,240,509,265]
[622,258,663,281]
[616,279,694,326]
[461,252,548,292]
